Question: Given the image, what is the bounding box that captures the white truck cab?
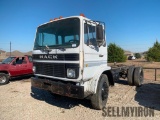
[31,14,143,110]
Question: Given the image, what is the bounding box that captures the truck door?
[27,56,33,74]
[9,59,18,76]
[83,22,103,80]
[9,57,22,76]
[23,56,33,74]
[21,57,29,75]
[15,57,25,75]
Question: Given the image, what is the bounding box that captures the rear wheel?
[0,73,9,85]
[134,67,144,86]
[127,66,135,86]
[91,74,109,110]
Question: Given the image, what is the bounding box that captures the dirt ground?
[0,78,160,120]
[0,59,160,120]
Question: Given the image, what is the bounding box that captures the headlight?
[32,66,36,73]
[67,68,76,78]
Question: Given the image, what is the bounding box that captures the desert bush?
[135,53,141,59]
[108,43,126,62]
[146,40,160,62]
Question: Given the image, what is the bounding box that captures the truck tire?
[0,73,9,85]
[133,67,144,86]
[91,74,109,110]
[127,66,134,86]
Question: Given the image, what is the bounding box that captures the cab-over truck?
[31,14,143,110]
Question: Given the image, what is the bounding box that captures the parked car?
[0,55,33,85]
[128,56,136,60]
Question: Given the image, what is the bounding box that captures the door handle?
[99,54,104,57]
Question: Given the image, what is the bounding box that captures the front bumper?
[31,77,84,99]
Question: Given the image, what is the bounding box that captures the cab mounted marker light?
[80,13,85,17]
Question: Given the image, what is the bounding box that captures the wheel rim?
[101,82,108,101]
[0,75,6,83]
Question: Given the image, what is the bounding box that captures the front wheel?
[0,73,9,85]
[91,74,109,110]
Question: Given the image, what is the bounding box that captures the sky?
[0,0,160,53]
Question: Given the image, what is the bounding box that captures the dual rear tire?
[127,66,143,86]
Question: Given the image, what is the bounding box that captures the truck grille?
[34,62,79,78]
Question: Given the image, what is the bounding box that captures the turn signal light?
[54,18,58,20]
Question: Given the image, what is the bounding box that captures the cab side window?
[15,57,27,64]
[22,57,27,64]
[84,23,97,46]
[84,23,88,44]
[16,58,23,64]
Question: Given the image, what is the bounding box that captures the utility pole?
[10,41,11,57]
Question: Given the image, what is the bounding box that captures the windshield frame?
[33,17,81,50]
[2,57,16,64]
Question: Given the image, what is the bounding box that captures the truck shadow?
[134,82,160,111]
[115,79,160,111]
[30,87,92,109]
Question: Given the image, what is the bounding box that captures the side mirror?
[96,25,104,46]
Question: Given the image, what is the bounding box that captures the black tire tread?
[127,66,134,86]
[91,74,109,110]
[0,73,9,85]
[134,67,144,86]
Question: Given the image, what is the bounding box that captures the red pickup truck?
[0,55,33,85]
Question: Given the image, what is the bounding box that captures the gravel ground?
[0,78,160,120]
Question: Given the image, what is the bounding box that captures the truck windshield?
[34,18,80,50]
[2,57,15,64]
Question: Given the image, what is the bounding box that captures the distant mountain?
[6,50,32,57]
[25,51,32,56]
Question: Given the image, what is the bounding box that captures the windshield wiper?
[43,45,52,52]
[40,45,66,51]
